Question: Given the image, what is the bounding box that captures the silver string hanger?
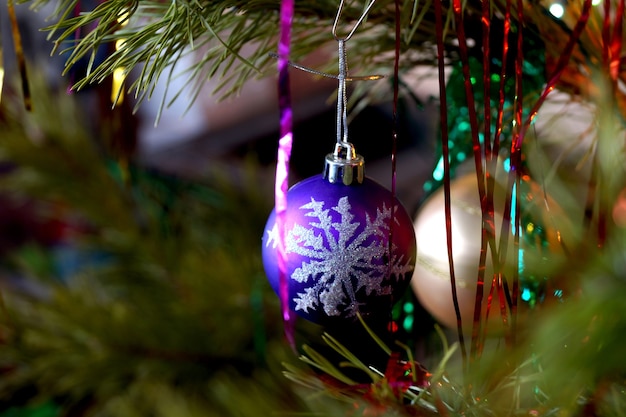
[324,0,382,185]
[270,0,382,184]
[332,0,379,148]
[270,0,382,149]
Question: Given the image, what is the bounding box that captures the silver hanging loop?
[332,0,378,42]
[331,0,377,148]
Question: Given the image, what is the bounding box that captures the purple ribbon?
[276,0,296,346]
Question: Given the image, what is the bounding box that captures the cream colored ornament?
[411,171,572,329]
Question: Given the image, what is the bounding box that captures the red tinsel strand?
[509,169,521,342]
[434,0,468,368]
[386,0,401,330]
[609,0,624,82]
[493,1,511,156]
[507,0,592,306]
[450,0,492,362]
[492,0,514,335]
[451,0,486,197]
[484,273,515,349]
[380,352,430,396]
[496,173,518,347]
[483,273,496,321]
[480,0,499,266]
[595,0,624,245]
[504,0,527,347]
[318,354,430,414]
[481,0,492,160]
[276,0,296,347]
[602,0,612,67]
[470,0,498,361]
[516,0,593,151]
[489,1,513,272]
[391,0,401,201]
[487,11,512,331]
[497,274,511,342]
[601,0,624,83]
[470,252,486,360]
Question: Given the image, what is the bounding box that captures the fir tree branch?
[20,0,461,118]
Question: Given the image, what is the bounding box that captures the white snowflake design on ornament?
[266,196,414,318]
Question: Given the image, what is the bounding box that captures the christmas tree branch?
[19,0,460,116]
[15,0,624,124]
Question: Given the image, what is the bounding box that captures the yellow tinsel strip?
[111,10,131,106]
[7,0,31,111]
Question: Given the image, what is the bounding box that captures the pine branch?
[19,0,463,118]
[0,77,305,416]
[15,0,626,125]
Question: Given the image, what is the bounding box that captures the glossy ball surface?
[411,172,572,329]
[262,175,416,325]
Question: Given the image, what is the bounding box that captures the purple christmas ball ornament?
[262,174,416,324]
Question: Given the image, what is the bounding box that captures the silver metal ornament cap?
[323,142,364,186]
